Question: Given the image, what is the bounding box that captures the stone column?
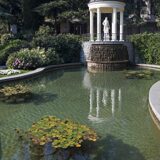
[97,8,101,41]
[90,10,94,41]
[120,11,124,41]
[112,8,117,41]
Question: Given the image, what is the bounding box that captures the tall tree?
[34,0,89,33]
[34,0,68,33]
[59,0,88,22]
[22,0,44,30]
[0,0,21,23]
[0,0,21,32]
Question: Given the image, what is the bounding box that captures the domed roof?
[89,0,125,3]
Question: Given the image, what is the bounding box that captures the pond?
[0,67,160,160]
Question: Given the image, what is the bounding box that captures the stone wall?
[89,44,128,62]
[87,44,129,71]
[81,41,135,65]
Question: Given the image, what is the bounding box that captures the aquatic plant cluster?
[0,84,32,103]
[22,116,97,149]
[125,70,153,79]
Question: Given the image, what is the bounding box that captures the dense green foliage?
[0,0,160,32]
[32,26,81,63]
[51,34,81,63]
[5,28,81,69]
[16,116,97,149]
[7,47,61,69]
[1,0,160,68]
[130,33,160,64]
[34,0,88,33]
[0,0,21,23]
[0,39,29,65]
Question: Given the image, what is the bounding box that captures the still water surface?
[0,67,160,160]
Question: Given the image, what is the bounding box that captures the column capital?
[89,9,94,12]
[112,7,117,12]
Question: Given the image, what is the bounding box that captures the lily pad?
[16,116,98,154]
[125,70,153,79]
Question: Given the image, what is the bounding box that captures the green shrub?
[31,35,54,49]
[130,33,160,64]
[0,33,12,44]
[54,34,81,63]
[0,22,8,34]
[0,39,29,65]
[31,25,55,49]
[7,47,62,69]
[31,34,81,63]
[35,25,54,37]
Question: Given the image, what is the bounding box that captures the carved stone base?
[87,44,129,72]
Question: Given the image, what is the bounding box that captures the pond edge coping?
[0,63,83,83]
[149,81,160,123]
[137,64,160,127]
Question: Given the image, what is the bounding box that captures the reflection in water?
[83,71,122,123]
[102,90,108,106]
[111,89,115,116]
[118,89,122,110]
[95,135,146,160]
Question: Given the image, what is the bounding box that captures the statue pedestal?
[87,43,129,72]
[103,34,110,41]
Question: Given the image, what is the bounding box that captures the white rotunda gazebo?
[88,0,125,41]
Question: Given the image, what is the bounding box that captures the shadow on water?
[0,92,58,106]
[93,135,146,160]
[31,92,57,105]
[12,135,146,160]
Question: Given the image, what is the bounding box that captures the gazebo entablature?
[88,0,126,42]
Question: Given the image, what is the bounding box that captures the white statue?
[103,17,110,41]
